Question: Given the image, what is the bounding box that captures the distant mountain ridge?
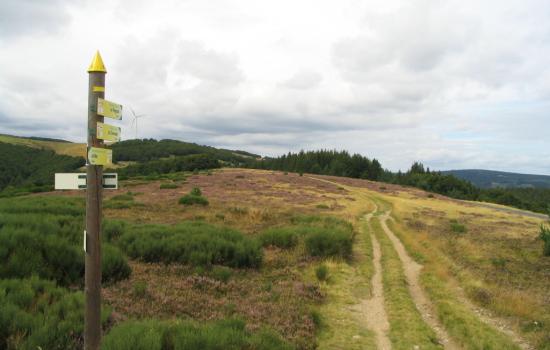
[442,169,550,189]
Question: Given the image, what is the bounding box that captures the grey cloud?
[0,0,72,38]
[175,41,244,85]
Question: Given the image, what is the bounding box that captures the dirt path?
[379,211,460,350]
[358,209,392,350]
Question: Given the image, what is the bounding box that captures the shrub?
[259,227,300,249]
[111,193,134,201]
[101,318,293,350]
[160,183,179,189]
[117,221,262,268]
[540,224,550,256]
[316,204,329,209]
[0,277,111,350]
[102,244,132,283]
[179,195,209,206]
[315,264,329,282]
[190,187,202,196]
[103,219,128,242]
[450,219,467,233]
[133,281,148,297]
[210,266,233,283]
[305,228,353,258]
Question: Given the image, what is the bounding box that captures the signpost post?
[85,51,107,350]
[83,50,123,350]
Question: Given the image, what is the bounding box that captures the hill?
[443,169,550,189]
[0,134,86,158]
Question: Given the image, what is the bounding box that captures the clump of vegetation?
[540,224,550,256]
[133,280,148,297]
[305,228,353,258]
[0,277,111,349]
[259,216,354,259]
[210,266,233,283]
[315,264,329,282]
[160,182,179,189]
[259,227,301,249]
[0,196,131,285]
[316,204,329,209]
[117,221,262,268]
[179,187,209,206]
[101,318,293,350]
[450,219,467,233]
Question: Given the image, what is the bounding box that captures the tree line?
[110,139,257,165]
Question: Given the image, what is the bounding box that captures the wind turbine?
[130,107,147,139]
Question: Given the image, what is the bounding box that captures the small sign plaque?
[97,98,123,120]
[88,147,112,165]
[97,122,121,142]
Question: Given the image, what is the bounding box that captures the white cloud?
[0,0,549,175]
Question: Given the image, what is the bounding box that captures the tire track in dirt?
[379,211,460,350]
[357,207,392,350]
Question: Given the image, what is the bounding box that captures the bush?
[101,318,293,350]
[259,227,301,249]
[305,227,353,258]
[0,277,111,350]
[315,264,329,282]
[540,224,550,256]
[190,187,202,196]
[133,281,148,298]
[450,219,467,233]
[102,244,132,283]
[103,219,128,242]
[179,187,208,206]
[316,204,329,209]
[210,266,233,283]
[179,195,209,206]
[117,221,262,268]
[160,183,179,189]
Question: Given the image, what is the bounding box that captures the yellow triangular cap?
[87,51,107,73]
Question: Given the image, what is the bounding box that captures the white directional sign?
[55,173,118,190]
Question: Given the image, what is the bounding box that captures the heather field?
[1,169,548,349]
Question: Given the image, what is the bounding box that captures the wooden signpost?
[85,51,122,350]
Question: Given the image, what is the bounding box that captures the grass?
[382,189,549,349]
[101,318,294,350]
[387,219,521,349]
[315,264,329,282]
[160,182,179,189]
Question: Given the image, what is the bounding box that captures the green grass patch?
[160,182,179,189]
[101,318,293,350]
[449,219,467,234]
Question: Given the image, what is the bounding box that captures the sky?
[1,0,549,174]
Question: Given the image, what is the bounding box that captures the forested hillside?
[443,169,550,189]
[110,139,258,164]
[0,142,85,195]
